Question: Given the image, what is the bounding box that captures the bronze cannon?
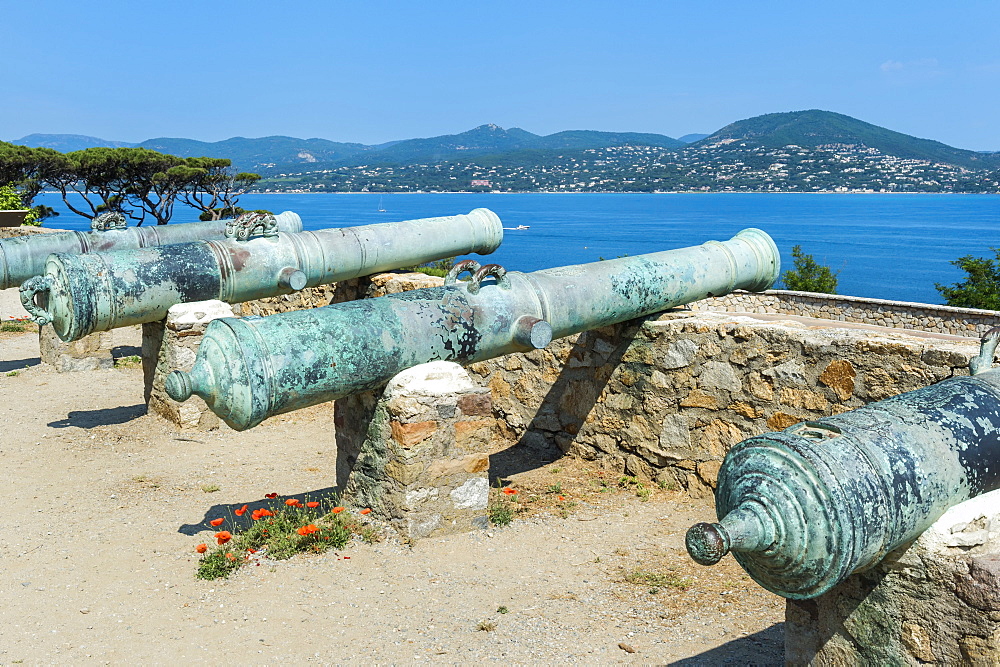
[0,211,302,290]
[165,228,780,430]
[686,330,1000,599]
[20,209,503,341]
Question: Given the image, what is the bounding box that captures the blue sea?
[33,192,1000,305]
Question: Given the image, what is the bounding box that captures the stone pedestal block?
[336,361,494,542]
[785,488,1000,665]
[39,324,141,372]
[365,271,444,297]
[143,300,234,430]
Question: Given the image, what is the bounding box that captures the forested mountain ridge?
[11,124,685,173]
[9,111,1000,194]
[693,110,997,170]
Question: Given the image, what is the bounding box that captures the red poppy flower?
[558,495,565,501]
[297,524,319,536]
[215,531,232,545]
[360,508,372,515]
[195,543,208,554]
[306,501,320,508]
[265,493,278,499]
[234,504,248,517]
[225,552,237,561]
[502,488,518,495]
[209,517,225,527]
[260,509,274,517]
[285,499,301,507]
[251,509,263,520]
[331,506,345,514]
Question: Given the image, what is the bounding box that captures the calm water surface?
[35,192,1000,305]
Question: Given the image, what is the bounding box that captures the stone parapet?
[469,310,978,496]
[785,488,1000,664]
[0,226,57,239]
[365,271,444,297]
[231,281,361,317]
[231,271,444,317]
[336,361,493,542]
[692,289,1000,338]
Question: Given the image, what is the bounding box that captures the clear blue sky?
[3,1,998,150]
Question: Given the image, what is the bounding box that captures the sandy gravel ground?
[0,289,784,664]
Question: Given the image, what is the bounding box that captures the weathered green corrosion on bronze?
[21,209,503,342]
[166,228,780,431]
[686,327,1000,599]
[0,211,303,290]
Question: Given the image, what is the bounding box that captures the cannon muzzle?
[21,209,503,341]
[0,211,303,290]
[167,228,779,430]
[686,329,1000,599]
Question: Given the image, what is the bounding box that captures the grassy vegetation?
[0,317,34,334]
[113,355,142,369]
[195,494,377,580]
[624,568,692,594]
[401,257,455,278]
[487,498,516,527]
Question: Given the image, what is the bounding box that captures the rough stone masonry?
[470,309,977,498]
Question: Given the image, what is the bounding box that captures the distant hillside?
[357,124,539,164]
[136,136,370,170]
[693,110,999,170]
[10,114,998,181]
[536,130,684,151]
[677,133,709,144]
[8,126,681,174]
[11,133,136,152]
[343,125,683,166]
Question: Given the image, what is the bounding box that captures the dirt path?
[0,323,784,664]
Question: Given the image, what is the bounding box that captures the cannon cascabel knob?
[686,523,730,565]
[165,371,193,402]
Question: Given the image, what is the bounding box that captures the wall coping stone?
[763,289,1000,319]
[692,289,1000,337]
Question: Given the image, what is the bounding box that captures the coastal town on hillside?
[259,141,1000,194]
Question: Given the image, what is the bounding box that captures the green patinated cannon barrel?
[685,332,1000,599]
[165,228,780,430]
[22,209,504,342]
[0,212,303,290]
